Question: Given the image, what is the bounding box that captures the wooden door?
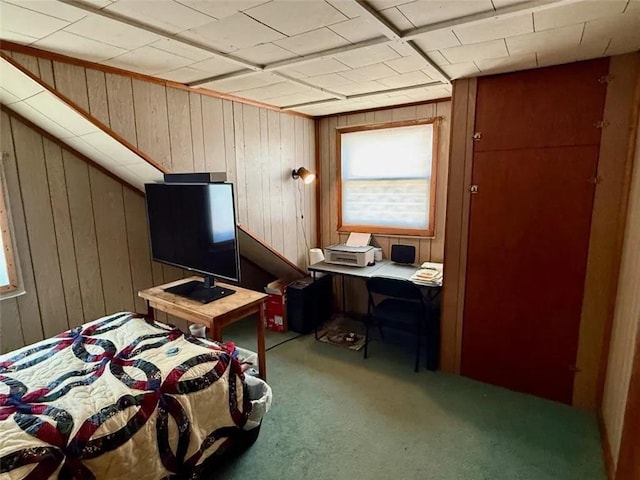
[461,60,608,404]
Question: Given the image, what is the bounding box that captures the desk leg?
[146,301,155,321]
[211,324,222,342]
[257,302,267,381]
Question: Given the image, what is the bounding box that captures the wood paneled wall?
[602,104,640,473]
[0,111,158,353]
[1,49,316,271]
[316,100,451,312]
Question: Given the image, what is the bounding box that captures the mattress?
[0,312,269,479]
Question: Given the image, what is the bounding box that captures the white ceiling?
[1,0,639,116]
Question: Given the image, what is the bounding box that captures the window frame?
[336,118,440,238]
[0,166,19,294]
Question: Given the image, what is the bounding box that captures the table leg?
[211,324,222,342]
[257,302,267,381]
[146,301,155,321]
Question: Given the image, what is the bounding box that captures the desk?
[139,276,268,380]
[308,260,442,370]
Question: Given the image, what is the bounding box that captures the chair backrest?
[366,276,423,301]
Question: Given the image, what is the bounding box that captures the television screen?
[145,183,240,282]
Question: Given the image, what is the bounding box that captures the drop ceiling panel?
[1,30,39,45]
[335,80,386,95]
[267,91,335,107]
[329,17,383,43]
[397,0,494,27]
[181,13,284,51]
[378,7,415,31]
[335,44,400,68]
[104,45,194,75]
[440,39,508,64]
[233,43,296,64]
[454,13,533,44]
[105,0,216,34]
[327,0,366,19]
[0,58,44,100]
[8,101,76,139]
[25,91,99,136]
[377,70,434,88]
[411,30,461,51]
[0,86,20,105]
[200,72,282,93]
[244,0,348,36]
[274,28,350,56]
[0,2,70,38]
[64,14,162,50]
[283,58,351,77]
[234,81,311,101]
[386,55,430,74]
[340,62,398,82]
[506,23,584,56]
[154,66,209,83]
[32,30,128,62]
[534,1,627,31]
[188,56,244,76]
[475,52,537,75]
[178,1,270,20]
[303,73,355,89]
[4,0,88,22]
[150,38,212,62]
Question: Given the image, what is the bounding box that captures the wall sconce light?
[292,167,316,184]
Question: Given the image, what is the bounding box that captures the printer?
[324,244,375,267]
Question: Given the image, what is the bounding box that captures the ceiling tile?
[0,29,39,45]
[377,70,434,88]
[440,38,508,64]
[276,68,306,79]
[388,41,417,57]
[177,1,269,19]
[583,13,640,52]
[606,28,640,56]
[267,91,334,107]
[124,162,164,183]
[412,30,460,50]
[5,0,87,22]
[379,7,415,30]
[200,72,282,93]
[63,14,161,49]
[156,66,210,83]
[244,0,348,36]
[506,23,584,56]
[104,45,194,75]
[368,0,417,9]
[182,13,284,51]
[329,17,382,43]
[233,43,296,64]
[335,44,400,68]
[148,38,211,62]
[536,37,610,67]
[0,2,69,38]
[33,30,128,62]
[235,81,310,101]
[340,62,398,82]
[385,55,428,73]
[9,100,76,138]
[454,12,533,44]
[327,0,365,19]
[436,61,479,78]
[25,90,99,136]
[304,73,355,89]
[534,1,627,31]
[475,52,537,74]
[397,0,493,27]
[0,86,21,105]
[274,28,349,56]
[284,58,350,77]
[105,0,216,34]
[336,80,385,95]
[1,58,44,100]
[426,50,449,65]
[188,56,245,76]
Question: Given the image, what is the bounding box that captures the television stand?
[164,276,235,304]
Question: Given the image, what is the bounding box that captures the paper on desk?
[346,232,371,247]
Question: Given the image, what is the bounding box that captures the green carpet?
[217,318,606,480]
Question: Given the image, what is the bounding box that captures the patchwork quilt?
[0,313,254,479]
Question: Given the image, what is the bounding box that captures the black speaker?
[391,244,416,264]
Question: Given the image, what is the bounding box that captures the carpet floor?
[215,318,606,480]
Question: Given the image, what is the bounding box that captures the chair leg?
[414,323,421,373]
[364,320,370,359]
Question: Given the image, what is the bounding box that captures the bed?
[0,312,271,479]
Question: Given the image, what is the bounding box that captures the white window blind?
[340,123,435,232]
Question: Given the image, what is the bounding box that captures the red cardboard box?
[264,280,288,333]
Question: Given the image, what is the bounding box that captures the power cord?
[265,333,304,352]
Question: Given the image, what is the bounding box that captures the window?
[338,119,439,237]
[0,166,19,295]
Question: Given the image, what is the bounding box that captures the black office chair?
[364,276,429,372]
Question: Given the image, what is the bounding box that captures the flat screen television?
[145,182,240,303]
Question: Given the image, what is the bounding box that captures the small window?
[338,119,439,237]
[0,166,19,295]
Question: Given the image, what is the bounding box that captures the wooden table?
[138,276,268,380]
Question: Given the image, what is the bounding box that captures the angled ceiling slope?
[0,53,164,190]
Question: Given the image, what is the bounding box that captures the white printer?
[323,244,375,267]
